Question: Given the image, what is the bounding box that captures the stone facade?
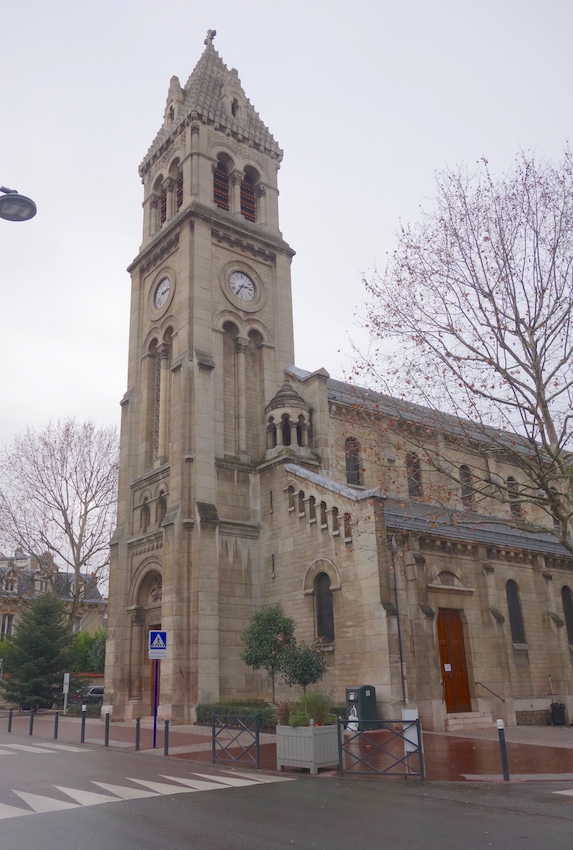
[104,34,573,730]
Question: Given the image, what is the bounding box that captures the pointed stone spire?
[141,32,282,174]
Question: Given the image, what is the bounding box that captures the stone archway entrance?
[437,609,472,713]
[128,570,162,713]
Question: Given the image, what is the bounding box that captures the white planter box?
[276,724,339,774]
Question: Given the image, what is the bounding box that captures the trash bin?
[345,685,377,730]
[550,702,567,726]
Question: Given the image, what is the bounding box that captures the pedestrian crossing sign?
[148,630,168,659]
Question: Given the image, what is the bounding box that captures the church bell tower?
[106,31,296,721]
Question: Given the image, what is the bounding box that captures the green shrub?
[288,710,311,727]
[65,703,102,718]
[196,702,275,729]
[299,689,336,725]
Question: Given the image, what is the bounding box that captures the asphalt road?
[2,730,573,849]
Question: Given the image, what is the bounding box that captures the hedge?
[196,701,275,729]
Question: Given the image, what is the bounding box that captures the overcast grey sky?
[2,0,571,442]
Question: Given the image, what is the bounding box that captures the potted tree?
[275,643,339,774]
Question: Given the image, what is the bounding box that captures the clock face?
[154,277,171,309]
[228,271,255,301]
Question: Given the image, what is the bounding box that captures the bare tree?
[0,420,118,620]
[361,148,573,551]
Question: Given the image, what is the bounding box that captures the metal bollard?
[497,719,510,781]
[80,706,87,743]
[54,711,59,740]
[135,717,141,752]
[104,711,110,747]
[163,719,169,757]
[29,709,35,736]
[7,708,12,733]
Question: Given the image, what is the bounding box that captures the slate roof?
[141,40,281,171]
[286,365,540,458]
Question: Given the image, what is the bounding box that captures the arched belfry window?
[345,437,362,486]
[562,586,573,645]
[241,168,257,222]
[315,572,334,642]
[281,415,291,446]
[506,579,526,644]
[214,159,230,211]
[460,465,474,508]
[140,498,150,533]
[406,453,423,499]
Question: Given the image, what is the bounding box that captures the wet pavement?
[2,710,573,783]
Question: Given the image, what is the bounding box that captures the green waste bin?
[550,702,567,726]
[346,685,377,730]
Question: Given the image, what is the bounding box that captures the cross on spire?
[204,29,217,46]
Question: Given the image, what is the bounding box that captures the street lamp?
[0,186,37,222]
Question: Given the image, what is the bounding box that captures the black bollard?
[163,719,169,757]
[54,711,59,740]
[497,719,510,781]
[80,706,87,743]
[29,709,35,736]
[104,711,110,747]
[7,708,12,733]
[135,717,141,752]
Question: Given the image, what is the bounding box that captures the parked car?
[71,685,104,704]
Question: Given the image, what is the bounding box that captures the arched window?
[562,586,573,644]
[345,437,362,486]
[315,572,334,642]
[331,506,340,535]
[507,477,522,517]
[156,490,166,525]
[286,486,295,511]
[460,465,474,508]
[506,579,526,644]
[281,415,291,446]
[343,513,352,542]
[241,172,256,221]
[176,171,183,211]
[140,498,150,533]
[298,491,305,517]
[159,186,167,225]
[406,453,423,499]
[213,160,230,210]
[320,501,327,529]
[308,496,316,523]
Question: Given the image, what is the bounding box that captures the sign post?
[148,630,167,748]
[63,672,70,714]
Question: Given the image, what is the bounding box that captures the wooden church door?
[437,609,472,713]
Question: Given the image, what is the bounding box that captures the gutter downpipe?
[390,535,410,706]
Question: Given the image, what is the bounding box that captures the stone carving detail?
[149,576,162,604]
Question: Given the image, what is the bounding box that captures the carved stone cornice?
[211,228,275,262]
[138,232,180,275]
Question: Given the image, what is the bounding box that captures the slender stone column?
[231,170,242,214]
[165,178,176,221]
[257,184,267,225]
[235,336,248,456]
[157,343,170,463]
[149,194,160,237]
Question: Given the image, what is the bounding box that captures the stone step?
[445,712,495,732]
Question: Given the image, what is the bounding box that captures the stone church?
[105,33,573,731]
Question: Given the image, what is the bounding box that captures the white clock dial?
[154,277,171,309]
[229,271,255,301]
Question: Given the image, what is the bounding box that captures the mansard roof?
[141,37,282,173]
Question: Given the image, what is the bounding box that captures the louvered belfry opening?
[176,173,183,210]
[214,162,230,210]
[240,174,256,221]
